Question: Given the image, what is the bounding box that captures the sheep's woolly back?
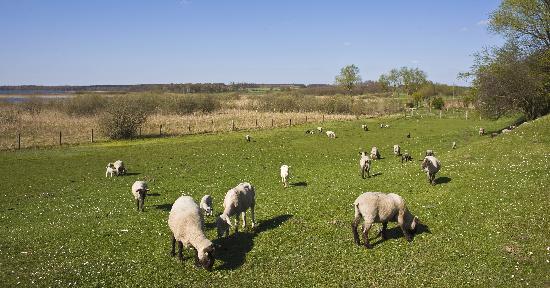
[280,165,289,178]
[131,181,148,200]
[359,153,371,167]
[222,182,255,217]
[353,192,408,223]
[422,156,441,174]
[168,196,213,259]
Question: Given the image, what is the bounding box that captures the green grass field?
[1,114,549,287]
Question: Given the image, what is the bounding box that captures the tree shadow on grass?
[435,176,451,184]
[213,214,293,270]
[371,223,431,247]
[290,181,308,187]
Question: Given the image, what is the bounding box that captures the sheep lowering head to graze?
[359,152,371,179]
[370,147,381,159]
[326,131,336,139]
[280,165,290,188]
[421,156,441,185]
[479,128,485,136]
[168,196,215,271]
[200,195,213,217]
[393,144,401,156]
[105,163,117,177]
[114,160,126,176]
[401,152,412,163]
[216,182,256,238]
[131,181,149,212]
[317,127,323,133]
[352,192,420,248]
[361,124,368,131]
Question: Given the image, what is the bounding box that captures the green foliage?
[63,94,106,116]
[99,96,153,139]
[431,97,445,110]
[379,67,428,95]
[167,94,220,115]
[335,64,362,93]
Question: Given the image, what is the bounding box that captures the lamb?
[114,160,126,176]
[361,124,368,131]
[216,182,256,238]
[406,132,411,138]
[245,135,251,142]
[352,192,419,248]
[370,146,381,159]
[280,165,290,188]
[421,156,441,185]
[168,196,215,271]
[393,144,401,156]
[491,132,498,138]
[105,163,117,177]
[452,141,457,149]
[425,150,434,156]
[326,131,336,139]
[317,127,323,133]
[401,152,412,163]
[131,181,149,212]
[502,128,511,134]
[200,195,213,217]
[359,152,371,179]
[479,128,485,136]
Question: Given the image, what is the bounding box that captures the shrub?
[99,96,153,139]
[432,97,445,110]
[63,94,106,116]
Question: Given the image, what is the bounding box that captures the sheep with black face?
[131,181,149,212]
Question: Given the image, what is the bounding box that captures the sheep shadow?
[371,223,431,247]
[213,214,293,270]
[147,193,161,197]
[290,181,308,187]
[154,203,172,211]
[125,172,141,176]
[435,176,451,184]
[371,172,383,177]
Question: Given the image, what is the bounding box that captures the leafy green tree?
[335,65,362,94]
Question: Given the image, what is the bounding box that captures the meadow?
[1,113,549,287]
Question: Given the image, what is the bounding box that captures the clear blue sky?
[0,0,503,86]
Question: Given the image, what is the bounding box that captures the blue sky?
[0,0,503,86]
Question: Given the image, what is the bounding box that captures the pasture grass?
[1,114,549,287]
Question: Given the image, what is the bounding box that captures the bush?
[0,109,20,125]
[432,97,445,110]
[99,96,153,139]
[63,94,106,116]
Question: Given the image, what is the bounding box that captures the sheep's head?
[216,214,232,238]
[106,163,114,169]
[421,158,429,170]
[198,245,215,271]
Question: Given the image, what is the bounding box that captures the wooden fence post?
[289,119,292,126]
[139,127,142,137]
[17,133,21,150]
[160,125,163,136]
[91,129,94,143]
[305,116,308,122]
[465,110,468,120]
[231,120,235,131]
[439,110,442,119]
[59,131,62,146]
[271,119,274,127]
[322,115,325,122]
[188,123,191,132]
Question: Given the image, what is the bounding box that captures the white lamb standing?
[352,192,419,248]
[421,156,441,185]
[245,135,251,142]
[393,144,401,156]
[326,131,336,139]
[168,196,215,271]
[359,152,371,179]
[370,146,381,159]
[131,181,149,212]
[105,163,117,177]
[280,165,290,188]
[317,127,323,133]
[200,195,213,217]
[216,182,256,238]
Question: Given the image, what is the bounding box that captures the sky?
[0,0,504,86]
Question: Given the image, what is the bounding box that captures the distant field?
[1,114,548,287]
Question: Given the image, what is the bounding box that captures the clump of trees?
[463,0,550,120]
[379,67,427,96]
[335,65,362,94]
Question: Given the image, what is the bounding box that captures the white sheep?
[168,196,215,271]
[359,152,371,179]
[131,181,149,212]
[105,163,117,177]
[361,124,368,131]
[352,192,419,248]
[425,150,434,156]
[200,195,213,217]
[114,160,126,176]
[502,128,511,134]
[479,127,485,136]
[216,182,256,238]
[326,131,336,139]
[245,135,251,142]
[280,165,290,188]
[452,141,457,149]
[317,127,323,133]
[370,146,381,159]
[393,144,401,156]
[421,156,441,185]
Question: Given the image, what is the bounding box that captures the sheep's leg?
[426,172,431,184]
[362,223,373,248]
[398,211,413,242]
[380,222,388,240]
[367,168,370,178]
[170,235,176,256]
[431,174,436,185]
[241,212,247,229]
[193,248,200,267]
[351,217,361,245]
[178,241,184,262]
[135,199,140,211]
[361,168,365,179]
[250,205,256,228]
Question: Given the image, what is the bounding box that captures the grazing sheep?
[491,132,498,138]
[168,196,215,271]
[509,125,516,129]
[105,163,117,178]
[361,124,369,131]
[359,152,371,179]
[393,144,401,156]
[401,152,412,163]
[216,182,256,238]
[406,132,411,138]
[452,141,457,149]
[326,131,336,139]
[384,124,390,128]
[131,181,149,212]
[280,165,290,188]
[425,150,434,156]
[479,128,485,136]
[370,147,381,160]
[502,128,511,134]
[305,130,312,134]
[317,127,323,133]
[245,135,251,142]
[379,123,384,128]
[200,195,213,217]
[421,156,441,185]
[114,160,126,176]
[352,192,419,248]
